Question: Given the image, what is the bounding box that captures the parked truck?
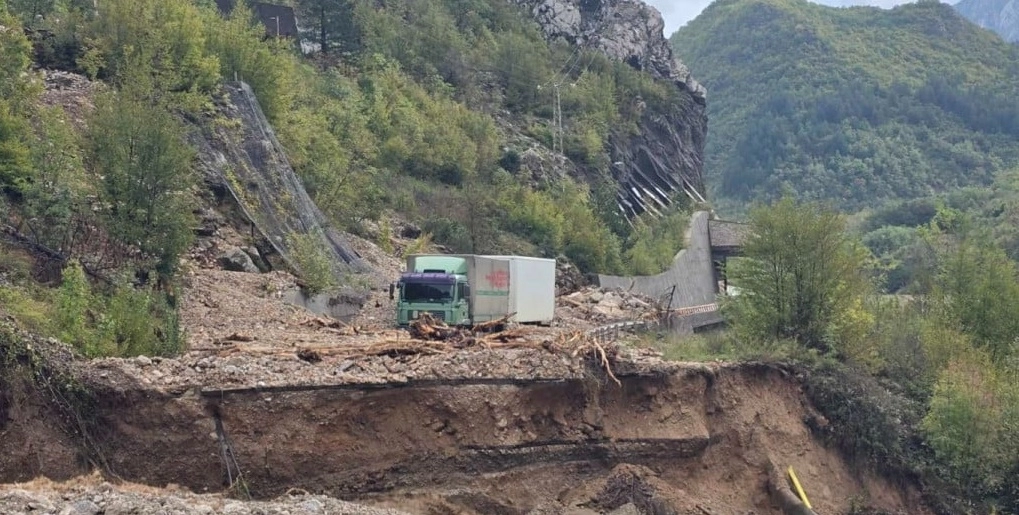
[390,254,556,327]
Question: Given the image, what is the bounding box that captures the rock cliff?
[510,0,709,218]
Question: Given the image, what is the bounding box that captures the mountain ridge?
[670,0,1019,211]
[953,0,1019,41]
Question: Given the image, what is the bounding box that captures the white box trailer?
[403,254,556,325]
[481,255,556,324]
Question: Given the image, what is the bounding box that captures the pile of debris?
[0,475,409,515]
[558,287,661,323]
[555,257,589,296]
[78,307,630,390]
[408,312,517,340]
[39,69,97,132]
[288,312,620,383]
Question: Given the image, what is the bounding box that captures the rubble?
[132,267,669,391]
[557,286,661,323]
[555,257,588,295]
[217,245,260,273]
[38,70,99,132]
[81,317,646,391]
[0,476,410,515]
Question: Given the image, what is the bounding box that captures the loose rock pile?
[0,477,410,515]
[38,70,98,132]
[555,257,588,295]
[558,287,660,323]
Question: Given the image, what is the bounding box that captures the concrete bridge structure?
[595,211,750,333]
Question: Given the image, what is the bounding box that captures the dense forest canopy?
[670,0,1019,212]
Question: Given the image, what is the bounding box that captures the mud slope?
[1,353,929,515]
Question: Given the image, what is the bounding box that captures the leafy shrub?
[56,259,94,354]
[498,149,521,174]
[77,0,221,97]
[402,232,433,258]
[499,185,565,255]
[803,360,928,476]
[288,231,337,295]
[930,235,1019,363]
[623,208,689,275]
[922,351,1019,497]
[0,9,35,196]
[54,260,185,357]
[0,101,32,196]
[422,217,471,253]
[377,219,395,254]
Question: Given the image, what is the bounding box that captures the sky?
[647,0,916,37]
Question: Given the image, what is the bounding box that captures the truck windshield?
[402,282,455,303]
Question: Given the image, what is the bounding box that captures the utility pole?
[552,82,562,155]
[540,48,581,157]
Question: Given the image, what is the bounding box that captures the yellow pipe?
[787,466,813,510]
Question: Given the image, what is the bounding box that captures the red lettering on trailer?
[485,270,509,289]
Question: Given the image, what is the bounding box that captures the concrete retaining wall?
[596,211,718,309]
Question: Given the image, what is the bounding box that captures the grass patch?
[627,329,796,362]
[0,286,56,337]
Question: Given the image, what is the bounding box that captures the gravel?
[102,264,670,392]
[0,480,411,515]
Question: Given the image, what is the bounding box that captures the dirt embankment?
[1,340,928,515]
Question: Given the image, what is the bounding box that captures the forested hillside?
[4,0,703,279]
[0,0,705,357]
[670,0,1019,212]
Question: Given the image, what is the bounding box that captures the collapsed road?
[0,269,929,514]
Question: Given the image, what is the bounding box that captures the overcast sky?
[647,0,924,37]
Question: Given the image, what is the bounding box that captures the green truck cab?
[390,254,556,328]
[391,255,472,326]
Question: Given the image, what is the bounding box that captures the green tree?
[0,101,30,196]
[288,230,337,294]
[85,93,197,275]
[77,0,220,98]
[7,0,55,23]
[922,351,1019,496]
[725,196,874,353]
[56,259,96,354]
[0,6,34,195]
[0,3,33,103]
[21,106,89,252]
[295,0,359,54]
[203,1,297,121]
[623,208,689,275]
[929,231,1019,363]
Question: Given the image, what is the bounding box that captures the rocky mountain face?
[954,0,1019,42]
[511,0,709,218]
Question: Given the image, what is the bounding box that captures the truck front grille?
[408,310,446,321]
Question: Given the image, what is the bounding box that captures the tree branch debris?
[194,311,625,385]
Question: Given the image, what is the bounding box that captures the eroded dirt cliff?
[2,318,928,515]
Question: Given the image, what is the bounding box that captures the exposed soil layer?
[1,345,929,515]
